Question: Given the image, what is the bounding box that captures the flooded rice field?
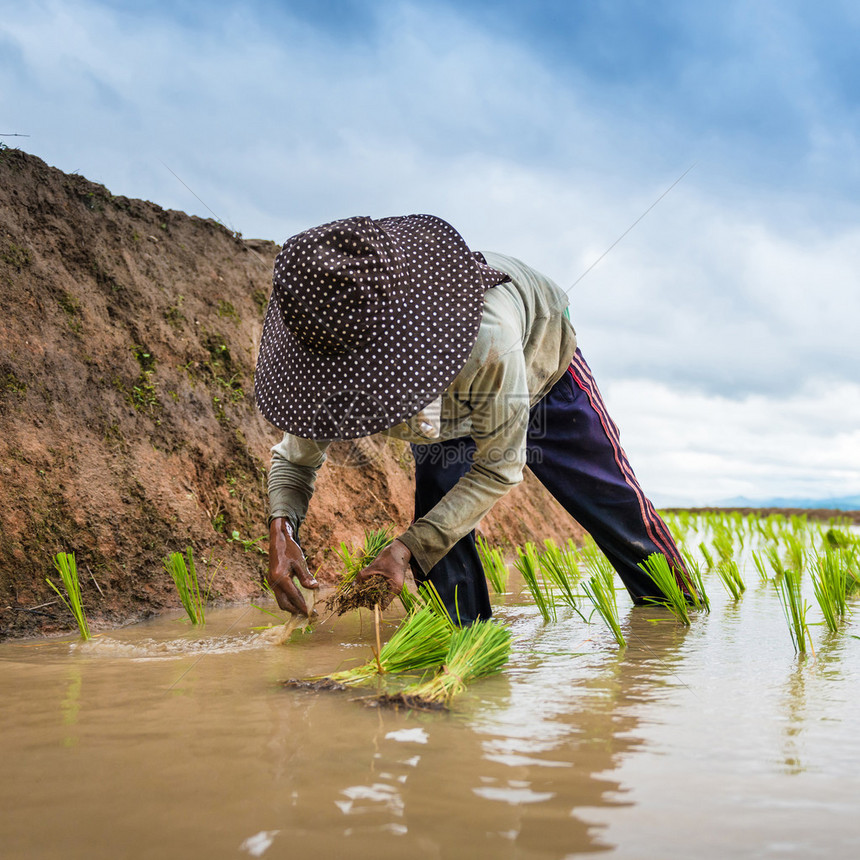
[2,514,859,859]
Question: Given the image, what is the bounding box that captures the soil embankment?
[0,149,580,639]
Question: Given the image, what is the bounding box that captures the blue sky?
[3,0,859,504]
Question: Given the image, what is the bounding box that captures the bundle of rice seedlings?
[582,569,625,647]
[293,604,453,689]
[539,539,585,616]
[164,547,210,625]
[716,559,746,601]
[811,549,850,634]
[476,535,509,594]
[774,568,813,655]
[326,526,398,614]
[378,619,512,710]
[638,553,691,625]
[46,552,91,641]
[515,542,555,622]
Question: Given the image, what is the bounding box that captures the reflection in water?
[61,667,82,748]
[781,665,808,775]
[269,604,698,859]
[779,632,850,777]
[239,829,280,857]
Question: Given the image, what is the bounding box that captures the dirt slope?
[0,149,581,639]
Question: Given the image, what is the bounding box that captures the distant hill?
[717,495,860,511]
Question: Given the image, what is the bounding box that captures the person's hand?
[267,518,319,616]
[356,539,412,609]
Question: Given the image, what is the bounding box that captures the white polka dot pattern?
[254,214,509,439]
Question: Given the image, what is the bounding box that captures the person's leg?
[527,349,688,603]
[411,437,492,624]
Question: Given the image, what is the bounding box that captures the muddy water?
[2,578,859,859]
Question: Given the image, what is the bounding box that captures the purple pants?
[412,349,687,623]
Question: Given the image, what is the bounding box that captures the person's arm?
[398,348,531,574]
[359,349,529,597]
[266,434,330,614]
[268,434,329,532]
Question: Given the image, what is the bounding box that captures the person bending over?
[255,214,687,621]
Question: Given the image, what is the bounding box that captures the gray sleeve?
[268,434,330,534]
[398,348,530,573]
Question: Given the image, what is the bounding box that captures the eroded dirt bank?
[0,149,581,639]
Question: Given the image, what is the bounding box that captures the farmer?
[255,214,688,621]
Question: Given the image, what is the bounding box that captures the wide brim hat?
[254,214,509,439]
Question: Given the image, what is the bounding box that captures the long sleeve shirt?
[267,251,577,574]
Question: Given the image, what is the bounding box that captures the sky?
[2,0,860,505]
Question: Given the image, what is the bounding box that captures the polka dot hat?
[254,214,509,439]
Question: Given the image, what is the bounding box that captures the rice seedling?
[253,587,318,644]
[824,527,852,549]
[251,576,317,638]
[698,541,715,570]
[326,526,398,615]
[751,551,770,583]
[396,581,420,614]
[560,536,574,554]
[164,547,211,625]
[784,534,806,575]
[680,551,710,612]
[539,539,585,616]
[765,545,785,579]
[844,546,860,595]
[638,553,691,625]
[296,605,453,689]
[476,535,509,594]
[715,559,746,602]
[755,516,776,543]
[415,580,456,629]
[774,568,813,655]
[515,542,555,622]
[582,569,625,647]
[577,540,615,579]
[46,552,91,641]
[251,577,285,624]
[674,509,694,537]
[729,511,748,544]
[378,619,512,710]
[810,549,850,634]
[712,529,734,564]
[790,514,809,534]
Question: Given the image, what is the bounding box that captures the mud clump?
[369,693,448,712]
[282,678,348,692]
[325,573,392,616]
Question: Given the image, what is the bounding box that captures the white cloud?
[601,378,860,505]
[2,0,859,502]
[571,198,860,397]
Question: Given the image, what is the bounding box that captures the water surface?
[2,570,859,859]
